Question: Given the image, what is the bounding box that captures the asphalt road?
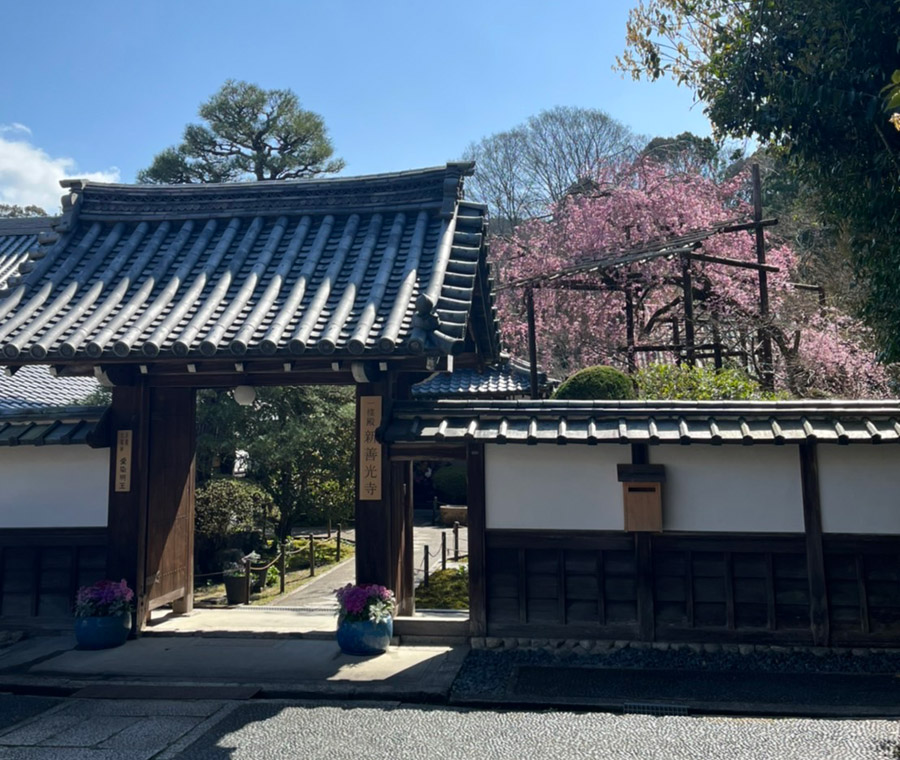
[0,697,897,759]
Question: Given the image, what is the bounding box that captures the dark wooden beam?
[467,443,487,637]
[686,251,780,273]
[799,441,830,646]
[146,371,356,388]
[718,218,779,234]
[753,163,775,391]
[402,461,415,616]
[390,461,409,613]
[387,444,466,461]
[631,342,722,352]
[525,287,539,399]
[635,533,655,641]
[632,442,654,641]
[680,254,695,365]
[625,285,636,374]
[791,282,827,306]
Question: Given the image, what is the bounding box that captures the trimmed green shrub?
[553,365,635,400]
[635,363,782,400]
[195,479,275,571]
[433,463,467,504]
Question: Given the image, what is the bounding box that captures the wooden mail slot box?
[617,464,666,533]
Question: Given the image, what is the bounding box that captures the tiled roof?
[411,357,550,398]
[0,365,102,413]
[0,406,107,446]
[0,165,500,363]
[0,217,55,291]
[382,399,900,445]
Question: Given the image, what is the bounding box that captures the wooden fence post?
[243,557,251,605]
[279,543,286,595]
[424,545,430,587]
[441,532,447,571]
[336,524,342,563]
[453,522,460,561]
[308,533,315,577]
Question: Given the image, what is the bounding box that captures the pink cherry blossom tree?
[491,159,889,398]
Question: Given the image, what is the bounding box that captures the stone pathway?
[0,695,233,760]
[268,517,469,611]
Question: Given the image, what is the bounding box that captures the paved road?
[0,697,897,759]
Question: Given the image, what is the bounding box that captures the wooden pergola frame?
[504,164,807,396]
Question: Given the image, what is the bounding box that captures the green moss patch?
[415,567,469,610]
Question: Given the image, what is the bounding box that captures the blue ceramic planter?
[336,616,393,655]
[74,612,132,650]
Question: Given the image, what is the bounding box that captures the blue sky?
[0,0,712,211]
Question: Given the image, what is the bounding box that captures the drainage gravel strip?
[450,645,900,714]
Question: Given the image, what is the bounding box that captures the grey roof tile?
[0,217,55,290]
[0,166,500,362]
[382,399,900,445]
[411,357,551,398]
[0,411,105,446]
[0,365,101,412]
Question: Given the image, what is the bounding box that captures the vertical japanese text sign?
[115,430,133,493]
[359,396,382,501]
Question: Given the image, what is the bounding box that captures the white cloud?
[0,130,120,214]
[0,123,32,136]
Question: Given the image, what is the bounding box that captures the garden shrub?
[194,479,274,571]
[552,365,635,400]
[635,363,781,400]
[432,463,467,504]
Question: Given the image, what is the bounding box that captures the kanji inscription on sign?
[115,430,133,493]
[358,396,382,501]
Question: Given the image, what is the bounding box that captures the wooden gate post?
[106,383,151,632]
[467,443,487,637]
[355,382,393,588]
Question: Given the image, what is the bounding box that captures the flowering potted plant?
[334,583,395,655]
[223,561,248,605]
[74,579,134,649]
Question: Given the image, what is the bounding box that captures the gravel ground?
[451,647,900,702]
[174,701,900,760]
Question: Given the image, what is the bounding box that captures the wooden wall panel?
[486,529,900,647]
[0,528,106,621]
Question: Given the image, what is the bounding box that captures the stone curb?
[0,675,452,705]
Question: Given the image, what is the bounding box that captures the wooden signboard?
[359,396,382,501]
[115,430,133,493]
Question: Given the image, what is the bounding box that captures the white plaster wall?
[652,446,804,532]
[819,445,900,534]
[485,445,631,530]
[0,446,108,528]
